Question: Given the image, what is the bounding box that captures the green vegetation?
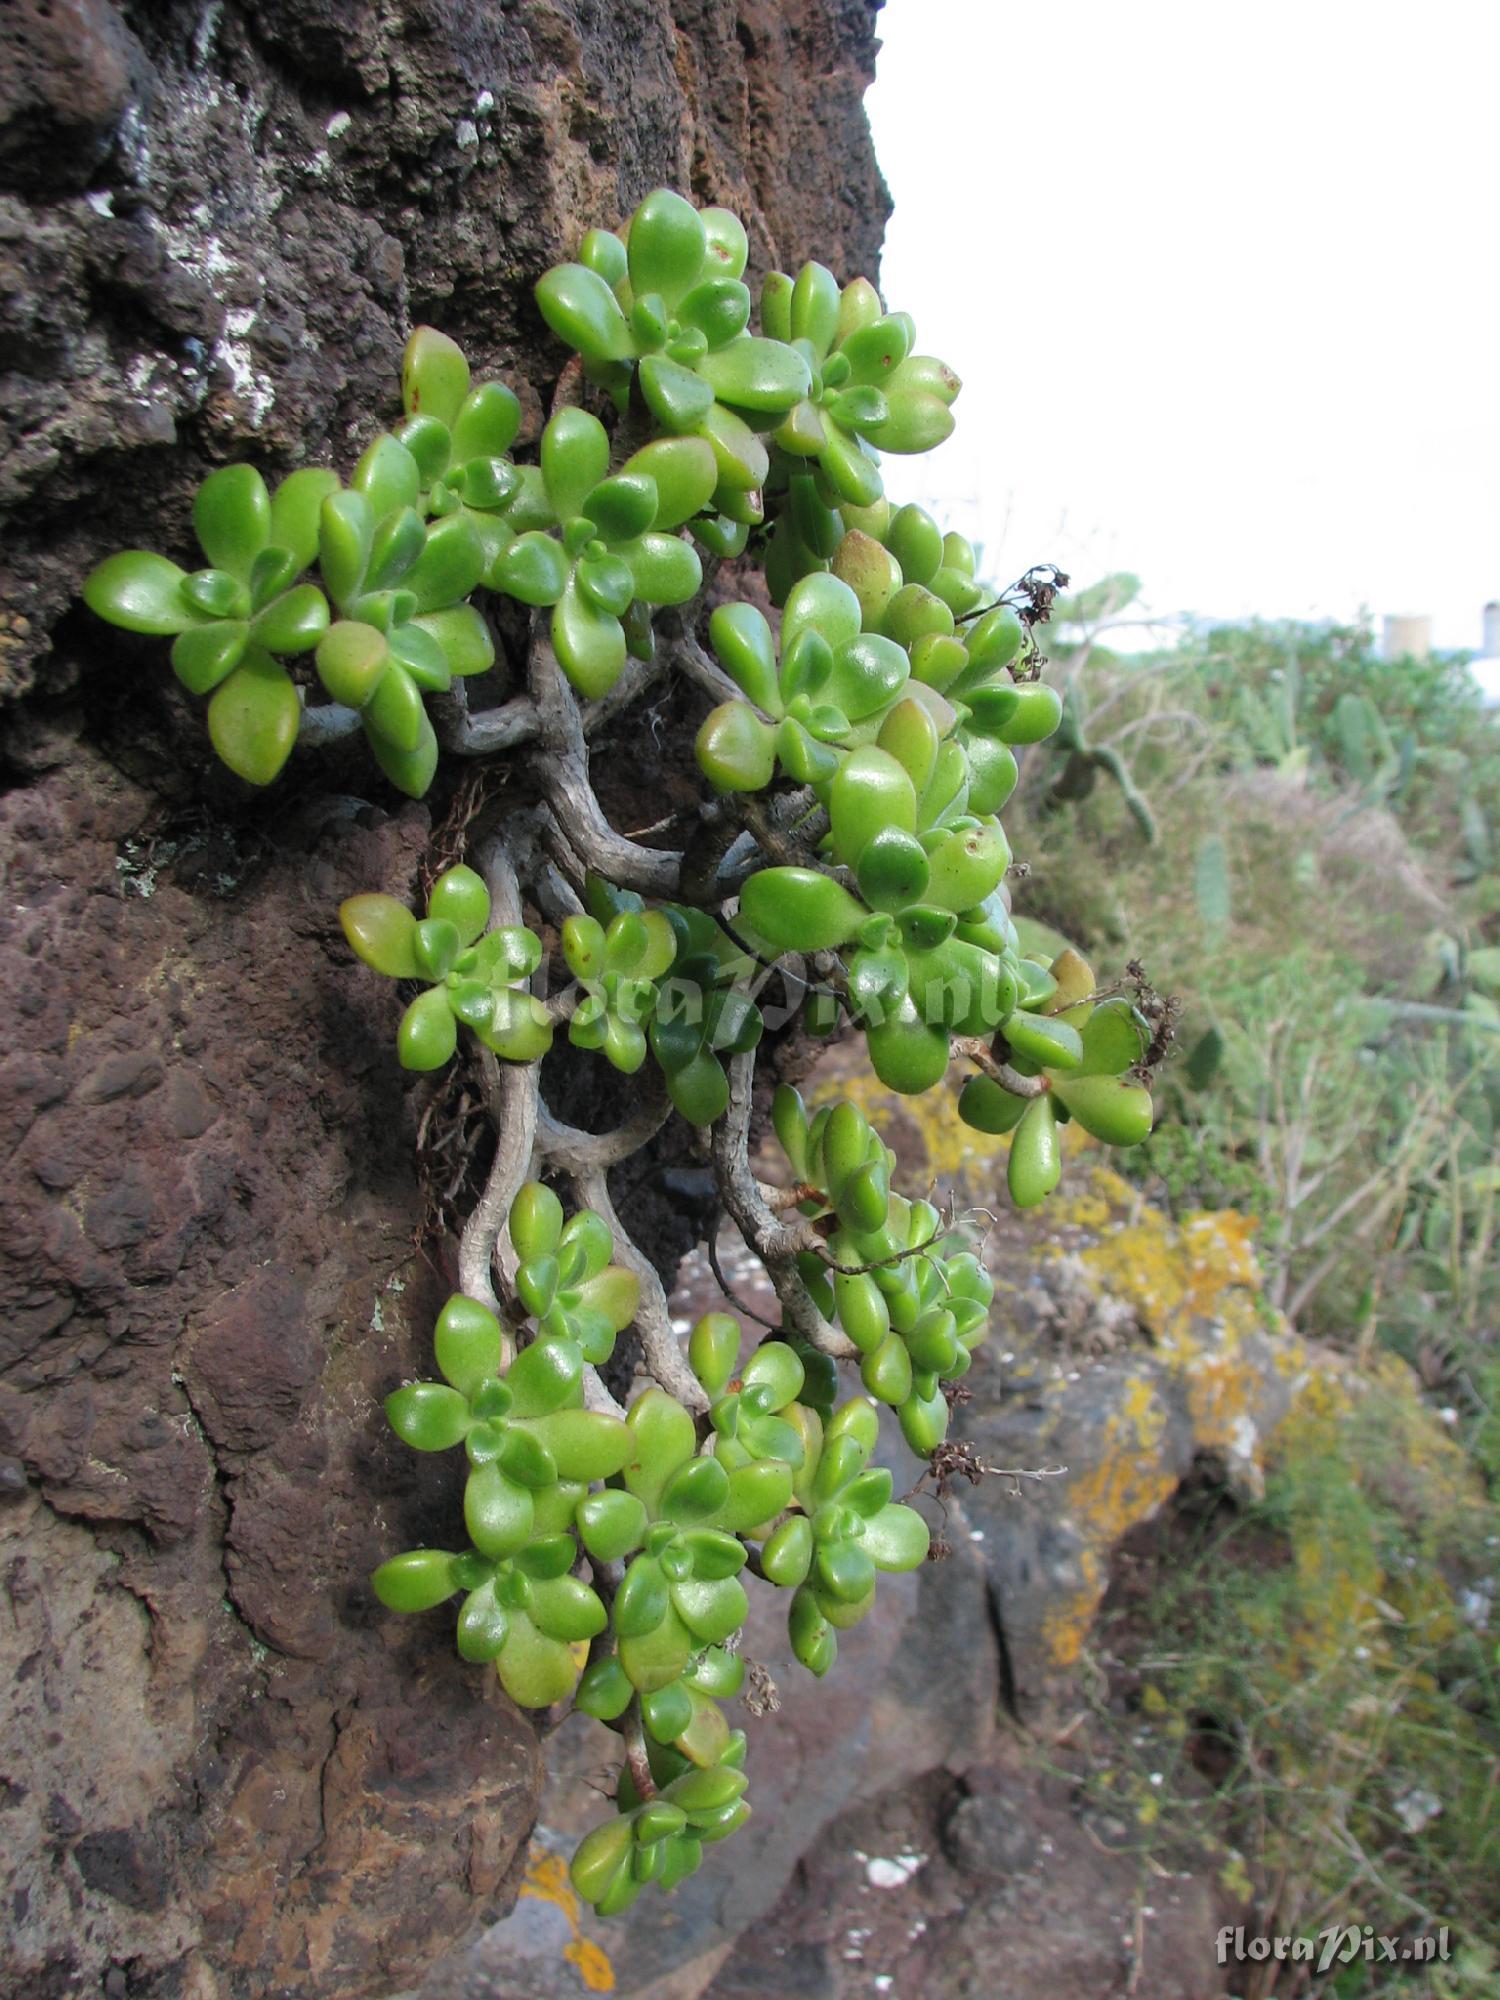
[1015,586,1499,1384]
[1020,584,1500,1992]
[1084,1375,1500,1994]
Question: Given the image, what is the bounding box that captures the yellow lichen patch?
[518,1847,616,1992]
[1042,1428,1179,1667]
[1029,1165,1308,1669]
[1063,1168,1267,1341]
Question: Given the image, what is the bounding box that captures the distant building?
[1470,603,1500,708]
[1382,614,1431,661]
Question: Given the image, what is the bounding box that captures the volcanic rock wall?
[0,4,889,1994]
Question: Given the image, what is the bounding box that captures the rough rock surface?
[0,3,889,1996]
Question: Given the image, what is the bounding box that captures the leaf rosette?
[83,463,337,787]
[339,863,552,1070]
[535,189,812,522]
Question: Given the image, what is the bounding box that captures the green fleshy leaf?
[397,987,459,1071]
[542,408,612,522]
[618,1605,696,1693]
[171,621,248,693]
[535,261,636,366]
[552,577,626,699]
[405,512,485,612]
[526,1409,634,1482]
[1008,1093,1062,1208]
[638,352,716,434]
[627,189,708,307]
[412,603,495,678]
[696,702,776,794]
[362,656,424,753]
[452,379,522,461]
[626,531,700,606]
[505,1334,582,1419]
[386,1380,471,1451]
[465,1462,535,1559]
[577,1489,648,1563]
[250,583,329,655]
[270,468,341,570]
[528,1573,608,1644]
[84,551,197,636]
[698,337,811,414]
[497,1610,582,1708]
[372,1549,459,1613]
[624,1388,697,1511]
[622,436,719,527]
[863,1502,930,1571]
[433,1294,504,1397]
[194,465,271,579]
[316,620,388,706]
[402,325,471,427]
[1050,1072,1154,1147]
[456,1580,510,1662]
[353,433,422,522]
[206,651,300,786]
[340,893,419,978]
[318,489,374,603]
[427,864,490,945]
[737,867,865,954]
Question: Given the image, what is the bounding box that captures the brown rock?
[0,2,891,1995]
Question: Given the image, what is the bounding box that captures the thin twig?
[536,1079,672,1171]
[710,1051,857,1358]
[953,1036,1049,1096]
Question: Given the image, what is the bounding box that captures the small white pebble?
[969,1528,985,1542]
[1440,1406,1458,1425]
[86,190,115,217]
[475,88,495,113]
[1149,1772,1163,1786]
[326,111,352,138]
[866,1854,924,1889]
[455,119,479,149]
[874,1980,893,1994]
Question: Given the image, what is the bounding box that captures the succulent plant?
[535,189,811,511]
[694,573,911,792]
[84,464,335,786]
[773,1091,993,1449]
[81,186,1165,1922]
[958,963,1155,1208]
[490,407,704,698]
[562,899,678,1074]
[647,905,764,1125]
[339,863,551,1069]
[772,1395,930,1674]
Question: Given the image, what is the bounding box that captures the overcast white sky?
[866,0,1499,650]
